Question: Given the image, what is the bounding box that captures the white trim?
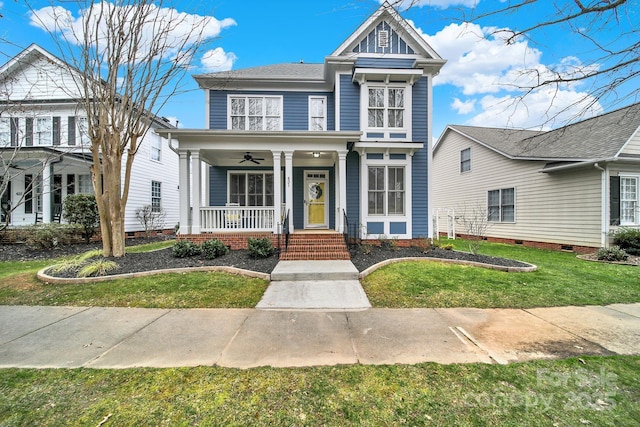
[226,95,284,131]
[359,82,411,141]
[619,173,640,226]
[308,95,327,131]
[303,170,329,229]
[427,74,434,240]
[487,187,517,224]
[226,170,275,207]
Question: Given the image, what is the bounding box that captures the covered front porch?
[156,130,362,238]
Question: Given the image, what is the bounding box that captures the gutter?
[538,157,640,173]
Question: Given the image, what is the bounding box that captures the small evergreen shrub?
[24,223,83,249]
[78,259,119,278]
[359,241,373,255]
[596,246,629,262]
[172,240,202,258]
[248,237,274,258]
[612,227,640,256]
[63,194,100,243]
[201,239,229,259]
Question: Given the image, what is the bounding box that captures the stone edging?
[358,257,537,279]
[576,254,639,266]
[37,265,271,285]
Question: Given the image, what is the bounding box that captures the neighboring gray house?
[0,44,179,233]
[433,103,640,252]
[157,2,445,254]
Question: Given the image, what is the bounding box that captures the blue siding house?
[158,2,445,251]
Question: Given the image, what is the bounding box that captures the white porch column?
[272,150,282,233]
[41,160,52,223]
[284,150,294,232]
[191,151,202,234]
[337,150,348,233]
[178,151,191,234]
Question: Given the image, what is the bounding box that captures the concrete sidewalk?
[1,304,638,369]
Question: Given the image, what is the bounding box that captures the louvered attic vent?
[378,30,389,48]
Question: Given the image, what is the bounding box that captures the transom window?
[368,87,404,129]
[229,96,282,131]
[229,172,274,206]
[620,176,638,225]
[368,166,405,215]
[488,188,515,222]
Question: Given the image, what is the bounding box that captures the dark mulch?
[1,236,530,278]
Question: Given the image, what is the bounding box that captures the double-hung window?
[229,96,282,131]
[0,118,10,147]
[460,148,471,173]
[35,117,52,145]
[151,181,162,212]
[368,166,405,216]
[229,172,274,206]
[77,117,91,146]
[367,86,405,129]
[309,96,326,131]
[620,176,639,225]
[488,188,515,222]
[151,136,161,162]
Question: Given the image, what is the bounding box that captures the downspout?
[166,132,179,155]
[594,163,608,248]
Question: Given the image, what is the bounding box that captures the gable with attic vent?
[352,21,416,55]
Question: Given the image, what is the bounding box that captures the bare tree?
[455,202,492,255]
[393,0,638,121]
[30,0,216,257]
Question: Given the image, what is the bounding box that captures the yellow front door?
[305,172,328,228]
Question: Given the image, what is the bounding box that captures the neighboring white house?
[0,44,179,233]
[432,103,640,253]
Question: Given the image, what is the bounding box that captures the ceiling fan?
[239,152,264,165]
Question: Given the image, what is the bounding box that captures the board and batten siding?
[432,131,603,248]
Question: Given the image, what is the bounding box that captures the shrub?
[172,240,201,258]
[359,241,373,255]
[78,259,119,278]
[248,237,274,258]
[23,223,83,249]
[63,194,100,243]
[135,205,167,237]
[596,246,629,262]
[201,239,229,259]
[612,227,640,256]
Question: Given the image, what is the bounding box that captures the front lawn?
[1,356,638,425]
[362,239,640,308]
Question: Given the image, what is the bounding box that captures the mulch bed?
[1,236,532,277]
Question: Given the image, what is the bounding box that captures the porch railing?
[343,209,361,249]
[277,209,290,258]
[200,206,275,232]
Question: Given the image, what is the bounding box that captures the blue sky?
[1,0,637,140]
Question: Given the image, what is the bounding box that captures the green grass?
[0,356,638,425]
[0,241,267,308]
[363,239,640,308]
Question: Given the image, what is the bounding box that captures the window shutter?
[10,118,18,146]
[53,116,61,145]
[68,116,76,146]
[25,117,33,146]
[610,176,620,226]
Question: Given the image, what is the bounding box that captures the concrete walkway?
[1,303,638,369]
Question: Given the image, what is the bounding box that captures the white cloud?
[29,2,236,63]
[413,21,603,129]
[379,0,477,9]
[201,47,237,72]
[451,98,475,114]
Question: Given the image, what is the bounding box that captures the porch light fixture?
[312,152,320,158]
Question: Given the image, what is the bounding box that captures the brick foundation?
[442,233,597,254]
[177,232,278,250]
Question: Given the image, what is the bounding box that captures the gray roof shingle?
[194,63,325,81]
[448,103,640,160]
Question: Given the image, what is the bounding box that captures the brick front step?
[280,233,351,261]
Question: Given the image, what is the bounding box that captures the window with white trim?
[368,166,405,215]
[620,176,638,225]
[367,86,405,129]
[78,174,93,194]
[35,117,52,145]
[308,96,326,131]
[460,148,471,173]
[488,188,515,222]
[229,172,274,206]
[77,117,91,146]
[0,118,10,147]
[229,96,282,131]
[151,181,162,212]
[151,136,161,162]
